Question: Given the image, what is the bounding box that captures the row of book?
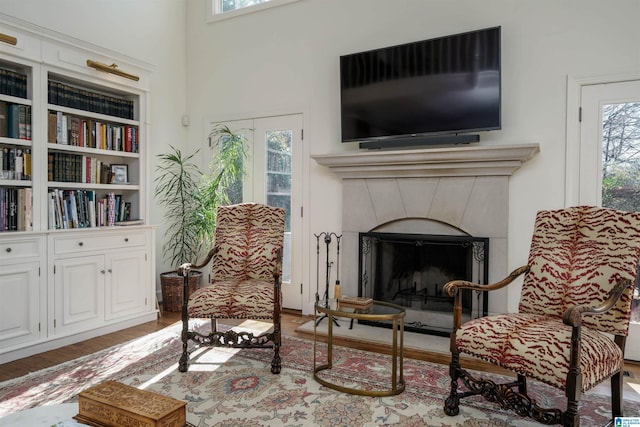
[48,111,138,153]
[0,187,33,231]
[0,147,31,181]
[0,68,28,99]
[0,102,32,140]
[48,189,132,230]
[48,80,134,120]
[48,152,121,184]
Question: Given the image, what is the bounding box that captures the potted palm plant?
[155,124,247,311]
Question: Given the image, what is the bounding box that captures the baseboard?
[0,312,158,364]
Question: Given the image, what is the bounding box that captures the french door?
[575,78,640,360]
[209,115,303,310]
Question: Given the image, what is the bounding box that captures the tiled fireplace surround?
[313,143,539,316]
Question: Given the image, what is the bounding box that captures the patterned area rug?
[0,321,637,426]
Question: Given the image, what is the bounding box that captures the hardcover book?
[338,295,373,308]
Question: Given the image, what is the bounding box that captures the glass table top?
[315,298,405,320]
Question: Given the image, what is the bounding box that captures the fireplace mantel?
[312,143,540,179]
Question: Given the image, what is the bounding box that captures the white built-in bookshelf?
[0,16,157,363]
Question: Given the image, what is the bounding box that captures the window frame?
[207,0,302,23]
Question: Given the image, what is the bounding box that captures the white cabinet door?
[53,255,104,335]
[106,249,149,320]
[0,262,41,347]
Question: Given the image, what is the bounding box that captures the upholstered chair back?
[211,203,285,282]
[518,206,640,336]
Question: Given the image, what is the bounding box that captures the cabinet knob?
[108,268,112,273]
[5,247,11,253]
[78,242,84,247]
[124,238,129,242]
[101,269,105,274]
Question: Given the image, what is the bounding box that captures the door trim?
[565,72,640,206]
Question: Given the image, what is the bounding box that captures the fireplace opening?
[358,232,489,336]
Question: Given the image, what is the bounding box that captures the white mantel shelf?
[312,143,540,179]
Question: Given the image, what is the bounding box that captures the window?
[207,0,301,22]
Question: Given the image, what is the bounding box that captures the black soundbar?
[358,134,480,150]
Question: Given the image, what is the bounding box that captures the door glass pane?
[600,102,640,322]
[222,135,244,205]
[221,0,270,13]
[265,129,291,282]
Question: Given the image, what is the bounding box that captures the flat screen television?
[340,26,501,149]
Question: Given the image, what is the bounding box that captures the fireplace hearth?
[358,232,488,336]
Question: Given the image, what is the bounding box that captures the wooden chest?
[74,381,186,427]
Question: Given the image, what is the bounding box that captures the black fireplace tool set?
[314,231,342,326]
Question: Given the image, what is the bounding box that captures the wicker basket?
[160,271,202,312]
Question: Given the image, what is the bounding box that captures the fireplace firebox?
[358,232,488,336]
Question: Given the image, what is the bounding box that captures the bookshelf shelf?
[46,142,139,158]
[47,105,139,127]
[0,137,31,146]
[0,178,31,187]
[48,182,140,191]
[0,94,32,106]
[0,17,155,365]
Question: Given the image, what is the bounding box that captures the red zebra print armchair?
[443,206,640,426]
[177,203,285,374]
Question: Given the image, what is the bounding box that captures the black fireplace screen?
[358,232,489,336]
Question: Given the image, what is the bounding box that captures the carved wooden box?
[74,381,186,427]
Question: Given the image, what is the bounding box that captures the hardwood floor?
[1,308,640,403]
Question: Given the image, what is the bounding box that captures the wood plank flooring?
[1,308,639,403]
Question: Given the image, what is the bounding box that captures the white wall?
[0,0,188,291]
[3,0,640,315]
[185,0,640,314]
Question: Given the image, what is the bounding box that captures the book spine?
[0,188,6,231]
[0,101,7,138]
[17,188,24,231]
[23,148,31,180]
[24,187,32,231]
[7,104,19,138]
[14,148,23,180]
[107,192,115,226]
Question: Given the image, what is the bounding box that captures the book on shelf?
[5,104,31,140]
[47,189,128,230]
[0,187,31,231]
[23,148,31,180]
[0,101,6,138]
[48,80,134,120]
[0,147,30,181]
[0,69,27,99]
[48,110,138,153]
[13,148,23,180]
[338,296,373,308]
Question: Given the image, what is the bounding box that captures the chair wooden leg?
[611,370,623,418]
[563,377,580,427]
[271,314,282,374]
[271,343,281,374]
[443,352,462,416]
[178,328,189,372]
[517,374,527,395]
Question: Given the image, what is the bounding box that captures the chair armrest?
[562,278,633,327]
[177,246,219,276]
[443,265,530,297]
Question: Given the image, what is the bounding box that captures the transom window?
[208,0,301,22]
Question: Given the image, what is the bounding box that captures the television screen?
[340,27,501,145]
